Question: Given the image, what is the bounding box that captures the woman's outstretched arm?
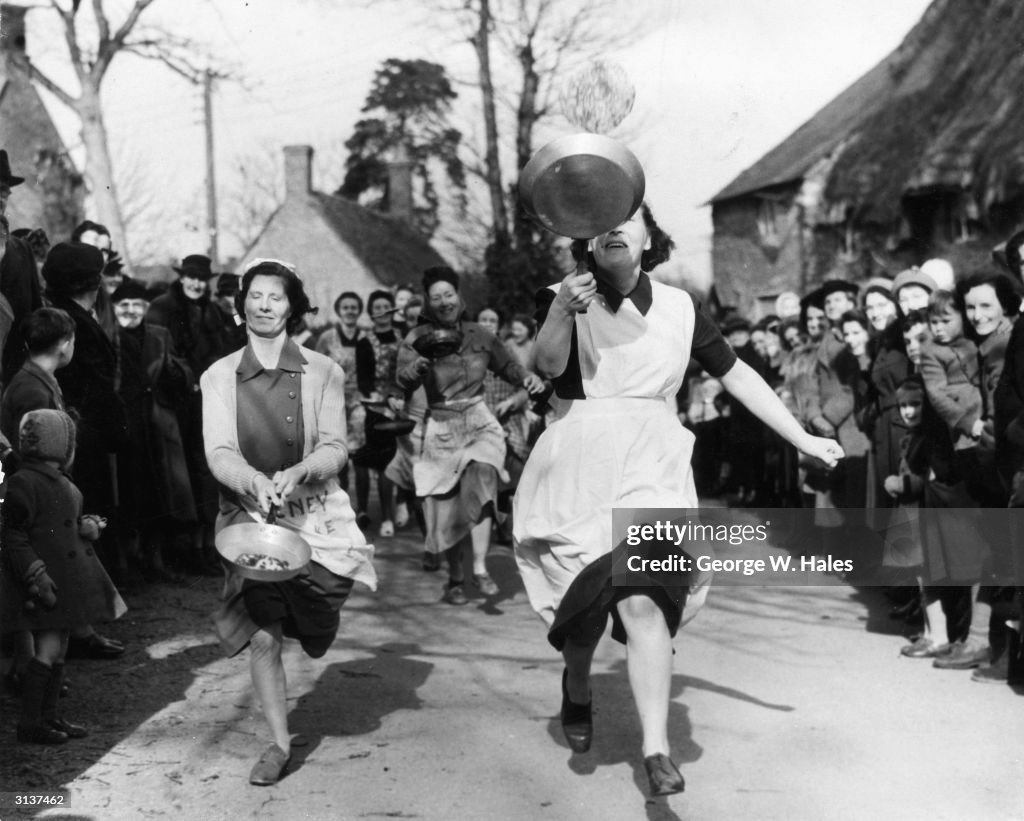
[720,358,844,467]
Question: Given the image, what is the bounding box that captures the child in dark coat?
[0,409,126,743]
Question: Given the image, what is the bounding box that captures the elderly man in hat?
[0,149,44,382]
[111,279,197,582]
[147,254,235,576]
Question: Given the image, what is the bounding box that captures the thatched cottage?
[0,3,84,239]
[708,0,1024,316]
[239,145,447,324]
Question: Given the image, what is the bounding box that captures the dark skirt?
[213,560,354,658]
[547,551,689,652]
[352,410,399,472]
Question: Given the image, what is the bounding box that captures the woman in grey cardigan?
[201,259,376,786]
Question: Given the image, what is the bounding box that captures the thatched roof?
[709,0,1024,223]
[311,192,445,286]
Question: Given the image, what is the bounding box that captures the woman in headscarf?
[396,267,544,605]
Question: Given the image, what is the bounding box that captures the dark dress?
[48,295,128,519]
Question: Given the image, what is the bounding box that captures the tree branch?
[8,54,79,110]
[93,0,157,79]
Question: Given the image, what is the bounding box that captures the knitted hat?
[861,276,896,306]
[422,266,460,293]
[920,258,955,291]
[41,242,105,296]
[19,409,76,467]
[892,267,937,297]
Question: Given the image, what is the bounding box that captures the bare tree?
[220,143,284,257]
[7,0,224,269]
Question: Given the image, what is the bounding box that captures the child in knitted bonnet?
[1,408,126,744]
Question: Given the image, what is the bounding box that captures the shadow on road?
[285,641,433,776]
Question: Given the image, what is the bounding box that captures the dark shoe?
[441,582,468,606]
[471,573,499,596]
[560,669,592,753]
[971,654,1009,684]
[17,722,68,744]
[356,512,372,531]
[249,743,290,786]
[49,717,88,738]
[67,634,125,660]
[900,637,956,659]
[422,551,442,572]
[933,640,990,670]
[644,753,686,796]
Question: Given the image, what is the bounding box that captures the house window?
[950,194,980,243]
[756,198,779,246]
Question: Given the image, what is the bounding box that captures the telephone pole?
[203,68,219,267]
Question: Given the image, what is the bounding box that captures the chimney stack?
[387,143,414,224]
[1,4,28,57]
[283,145,313,199]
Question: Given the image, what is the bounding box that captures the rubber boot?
[17,659,67,744]
[43,663,87,738]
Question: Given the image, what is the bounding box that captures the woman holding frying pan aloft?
[513,204,843,796]
[201,260,376,787]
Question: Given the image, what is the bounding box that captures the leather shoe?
[644,753,686,796]
[49,717,88,738]
[900,637,955,659]
[472,573,499,596]
[249,743,290,786]
[67,633,125,660]
[441,582,468,606]
[17,722,68,745]
[560,669,592,753]
[933,640,990,670]
[971,654,1009,684]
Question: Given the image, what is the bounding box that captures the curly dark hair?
[235,260,317,335]
[333,291,363,316]
[569,202,675,273]
[956,269,1021,320]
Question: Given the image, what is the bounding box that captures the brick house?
[239,145,447,324]
[0,3,84,239]
[708,0,1024,317]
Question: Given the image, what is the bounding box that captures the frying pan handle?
[265,504,279,526]
[577,259,589,314]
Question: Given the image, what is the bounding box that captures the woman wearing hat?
[396,266,544,604]
[148,254,237,575]
[514,205,841,796]
[112,279,196,581]
[202,259,376,785]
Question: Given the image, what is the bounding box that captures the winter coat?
[0,460,126,632]
[117,322,197,527]
[146,280,236,380]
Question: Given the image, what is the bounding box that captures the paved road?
[12,522,1024,821]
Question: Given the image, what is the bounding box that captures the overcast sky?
[26,0,933,281]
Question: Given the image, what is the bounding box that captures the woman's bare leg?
[249,624,290,753]
[616,593,673,756]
